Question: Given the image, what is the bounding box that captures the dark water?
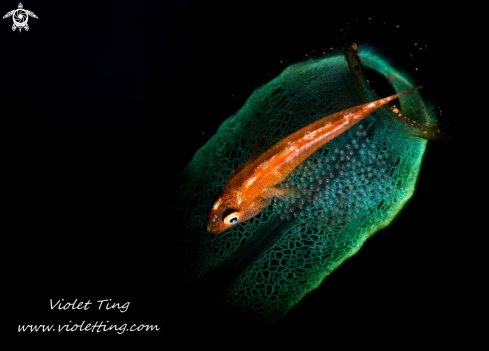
[3,0,466,347]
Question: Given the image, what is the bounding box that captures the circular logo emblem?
[13,9,28,27]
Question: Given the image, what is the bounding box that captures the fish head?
[206,189,245,235]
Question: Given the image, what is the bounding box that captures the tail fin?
[388,85,422,100]
[381,86,450,140]
[343,44,450,140]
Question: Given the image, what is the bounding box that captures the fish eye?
[223,208,240,225]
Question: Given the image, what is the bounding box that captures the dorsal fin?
[245,124,265,165]
[229,125,265,179]
[229,163,246,179]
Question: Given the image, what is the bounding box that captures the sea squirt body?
[164,43,440,325]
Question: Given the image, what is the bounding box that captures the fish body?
[206,86,421,235]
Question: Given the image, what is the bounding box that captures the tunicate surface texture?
[162,44,438,325]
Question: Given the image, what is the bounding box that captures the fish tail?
[387,85,423,101]
[343,43,450,140]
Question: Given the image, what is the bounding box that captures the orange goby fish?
[206,86,422,235]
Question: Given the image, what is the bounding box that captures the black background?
[4,0,469,347]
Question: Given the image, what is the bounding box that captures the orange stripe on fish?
[206,86,422,235]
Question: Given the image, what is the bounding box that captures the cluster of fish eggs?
[271,124,397,234]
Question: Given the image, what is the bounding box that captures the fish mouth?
[206,219,225,235]
[207,227,225,235]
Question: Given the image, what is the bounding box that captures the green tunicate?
[161,43,439,325]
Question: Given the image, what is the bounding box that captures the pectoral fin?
[263,187,301,199]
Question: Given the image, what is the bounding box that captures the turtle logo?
[3,3,38,32]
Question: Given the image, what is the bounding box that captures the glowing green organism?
[161,43,447,325]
